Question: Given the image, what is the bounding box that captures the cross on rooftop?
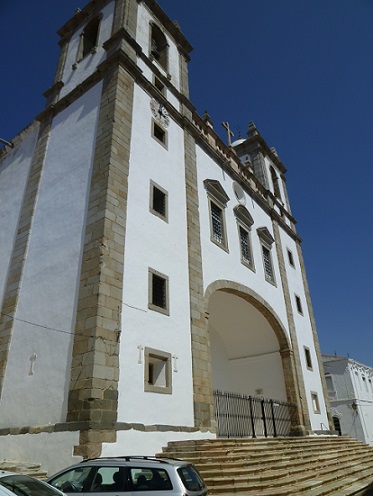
[222,121,234,146]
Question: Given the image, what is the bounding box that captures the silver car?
[0,470,66,496]
[47,457,207,496]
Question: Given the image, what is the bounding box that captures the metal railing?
[213,389,296,438]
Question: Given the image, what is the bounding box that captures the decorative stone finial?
[247,121,259,138]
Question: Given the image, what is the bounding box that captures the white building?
[0,0,331,474]
[323,355,373,446]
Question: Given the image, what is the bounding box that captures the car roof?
[0,472,18,479]
[77,457,189,468]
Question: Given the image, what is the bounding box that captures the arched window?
[150,23,168,71]
[270,166,282,199]
[78,17,101,60]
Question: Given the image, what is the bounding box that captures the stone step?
[161,437,373,495]
[161,445,371,469]
[199,450,373,482]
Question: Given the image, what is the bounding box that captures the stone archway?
[205,280,307,435]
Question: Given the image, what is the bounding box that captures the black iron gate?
[213,389,296,438]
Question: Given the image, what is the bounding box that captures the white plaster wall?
[117,84,194,427]
[60,2,114,99]
[196,147,289,333]
[0,125,39,308]
[0,83,102,427]
[136,3,181,91]
[211,329,287,400]
[0,431,81,476]
[278,228,329,430]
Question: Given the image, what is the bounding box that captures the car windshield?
[0,475,61,496]
[177,465,205,492]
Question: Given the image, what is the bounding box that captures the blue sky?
[1,1,372,366]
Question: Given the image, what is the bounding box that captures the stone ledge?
[0,421,207,437]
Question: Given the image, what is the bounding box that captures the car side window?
[49,466,92,493]
[129,468,173,491]
[87,467,127,492]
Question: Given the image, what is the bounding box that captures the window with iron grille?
[262,246,274,283]
[204,179,230,252]
[234,205,254,271]
[150,181,167,221]
[211,202,225,245]
[239,226,253,268]
[148,269,169,315]
[257,227,276,285]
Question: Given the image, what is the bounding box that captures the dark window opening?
[152,273,166,309]
[151,24,168,71]
[153,122,166,144]
[80,17,100,59]
[287,249,295,267]
[153,187,166,217]
[295,295,303,314]
[270,166,282,199]
[304,347,312,369]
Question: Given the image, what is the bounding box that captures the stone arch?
[205,279,306,435]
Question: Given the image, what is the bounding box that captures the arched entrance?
[205,281,306,437]
[209,290,286,400]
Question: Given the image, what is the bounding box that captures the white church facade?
[0,0,331,474]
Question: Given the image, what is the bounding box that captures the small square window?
[144,347,172,394]
[150,181,168,221]
[295,295,303,315]
[148,268,169,315]
[152,120,168,148]
[287,249,295,267]
[311,392,321,413]
[304,347,313,370]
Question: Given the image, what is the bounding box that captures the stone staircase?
[159,437,373,495]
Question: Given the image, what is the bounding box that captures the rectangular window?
[311,392,321,413]
[295,295,303,315]
[148,268,169,315]
[144,347,172,394]
[154,76,166,95]
[152,120,168,148]
[150,181,168,221]
[262,246,275,283]
[287,249,295,267]
[239,225,254,269]
[304,347,313,370]
[209,200,228,250]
